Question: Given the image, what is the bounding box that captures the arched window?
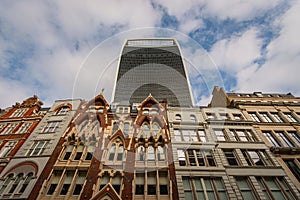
[152,123,160,136]
[108,144,116,161]
[137,146,145,161]
[108,142,124,162]
[142,123,150,137]
[147,146,155,161]
[0,174,13,194]
[9,173,23,193]
[158,146,165,161]
[175,114,181,121]
[19,172,33,193]
[190,115,197,122]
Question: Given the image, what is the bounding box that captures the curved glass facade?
[114,39,193,107]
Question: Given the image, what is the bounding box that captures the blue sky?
[0,0,300,107]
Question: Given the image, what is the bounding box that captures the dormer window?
[175,114,181,121]
[117,107,129,114]
[56,106,70,115]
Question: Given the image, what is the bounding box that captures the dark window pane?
[85,152,93,160]
[160,185,168,195]
[73,184,82,195]
[63,152,71,160]
[148,185,156,195]
[74,152,82,160]
[60,184,70,195]
[135,185,144,195]
[47,184,57,195]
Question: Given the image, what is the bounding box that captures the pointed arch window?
[147,146,155,161]
[152,123,160,136]
[142,123,150,137]
[19,172,33,193]
[108,142,124,162]
[158,146,165,161]
[137,146,145,161]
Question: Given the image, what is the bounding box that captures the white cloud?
[203,0,283,21]
[210,28,263,73]
[236,0,300,95]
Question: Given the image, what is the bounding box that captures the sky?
[0,0,300,108]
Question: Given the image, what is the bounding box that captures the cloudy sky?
[0,0,299,108]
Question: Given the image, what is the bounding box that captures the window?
[136,145,165,162]
[0,174,13,194]
[123,122,130,137]
[178,149,215,167]
[112,122,119,133]
[19,172,34,193]
[63,145,73,160]
[271,113,283,122]
[107,142,124,162]
[26,140,49,156]
[135,171,168,196]
[99,173,109,191]
[42,121,60,133]
[118,107,129,113]
[214,129,227,141]
[60,171,74,195]
[135,173,144,195]
[287,131,300,145]
[182,177,228,200]
[175,114,181,121]
[9,173,23,193]
[248,112,260,122]
[10,108,27,118]
[15,122,32,134]
[0,124,6,133]
[152,123,160,135]
[74,145,83,160]
[112,174,122,194]
[233,114,243,120]
[229,129,256,142]
[0,141,17,157]
[173,129,206,142]
[275,131,294,147]
[56,106,70,115]
[206,113,216,120]
[242,150,272,166]
[260,113,273,122]
[219,113,229,120]
[256,177,297,200]
[137,146,145,161]
[178,149,186,166]
[263,131,280,147]
[1,123,17,135]
[284,159,300,182]
[47,170,62,195]
[190,114,197,122]
[284,113,298,122]
[142,123,150,137]
[223,149,238,165]
[235,177,256,200]
[73,171,87,195]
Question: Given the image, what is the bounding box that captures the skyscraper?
[113,38,193,107]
